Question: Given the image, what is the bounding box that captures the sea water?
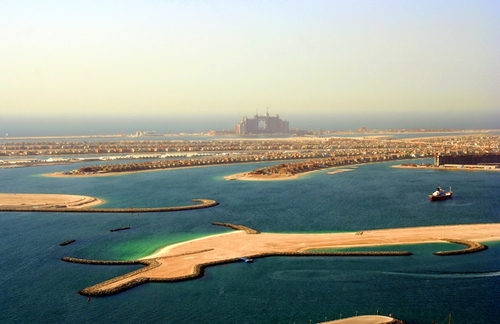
[0,159,499,324]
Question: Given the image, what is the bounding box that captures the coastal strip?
[0,198,219,213]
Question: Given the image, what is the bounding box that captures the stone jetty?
[212,222,261,234]
[433,239,488,255]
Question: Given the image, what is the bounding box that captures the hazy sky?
[1,0,499,128]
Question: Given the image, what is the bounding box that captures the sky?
[1,0,499,133]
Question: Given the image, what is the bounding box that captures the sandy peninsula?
[0,193,104,209]
[224,171,303,181]
[63,223,500,296]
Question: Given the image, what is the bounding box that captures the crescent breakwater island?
[61,223,500,296]
[0,193,219,213]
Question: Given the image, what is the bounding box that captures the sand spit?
[0,193,103,209]
[62,223,500,296]
[319,315,401,324]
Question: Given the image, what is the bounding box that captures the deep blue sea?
[1,159,499,324]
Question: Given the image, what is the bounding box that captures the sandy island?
[62,223,500,296]
[0,193,104,209]
[224,166,357,181]
[0,193,218,213]
[224,171,305,181]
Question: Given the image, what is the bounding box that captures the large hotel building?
[235,111,289,135]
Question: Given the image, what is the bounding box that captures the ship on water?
[429,185,453,201]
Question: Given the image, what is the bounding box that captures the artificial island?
[2,129,498,179]
[1,193,500,299]
[60,223,499,297]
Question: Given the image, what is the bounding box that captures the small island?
[0,193,219,213]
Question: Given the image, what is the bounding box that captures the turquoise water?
[1,159,499,323]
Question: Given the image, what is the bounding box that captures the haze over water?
[2,113,499,138]
[2,1,499,137]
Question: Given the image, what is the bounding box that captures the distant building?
[135,131,161,137]
[434,153,500,166]
[235,110,289,135]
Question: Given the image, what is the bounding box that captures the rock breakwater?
[63,250,412,296]
[434,239,488,255]
[212,222,261,234]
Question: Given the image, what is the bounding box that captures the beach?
[140,223,500,262]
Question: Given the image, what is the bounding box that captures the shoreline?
[141,225,500,259]
[141,231,239,259]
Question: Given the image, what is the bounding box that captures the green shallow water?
[109,232,225,260]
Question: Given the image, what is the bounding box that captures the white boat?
[429,185,453,201]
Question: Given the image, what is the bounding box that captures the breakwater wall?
[66,250,412,296]
[211,222,261,234]
[62,257,160,296]
[0,198,219,213]
[59,239,76,246]
[110,227,131,232]
[63,249,214,296]
[434,239,488,255]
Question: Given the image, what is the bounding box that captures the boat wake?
[444,201,475,207]
[382,270,500,279]
[268,269,362,282]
